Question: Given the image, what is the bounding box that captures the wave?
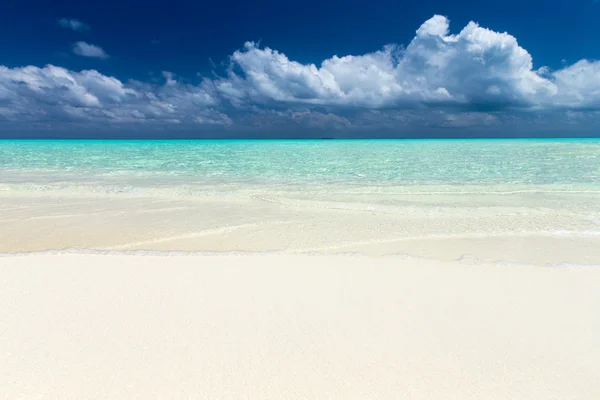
[2,181,600,199]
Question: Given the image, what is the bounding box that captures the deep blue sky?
[2,0,599,80]
[1,0,599,138]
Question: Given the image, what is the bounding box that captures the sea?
[1,139,599,196]
[2,139,600,261]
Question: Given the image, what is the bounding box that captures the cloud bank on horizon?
[1,15,599,136]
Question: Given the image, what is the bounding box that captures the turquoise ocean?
[1,139,599,196]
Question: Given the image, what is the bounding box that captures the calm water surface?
[1,139,599,194]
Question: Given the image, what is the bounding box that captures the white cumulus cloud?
[58,18,90,32]
[3,14,600,132]
[73,42,109,59]
[550,60,600,109]
[216,15,600,110]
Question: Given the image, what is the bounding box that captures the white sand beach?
[2,192,600,264]
[1,254,600,399]
[2,144,600,400]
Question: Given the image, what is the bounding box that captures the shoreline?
[3,190,600,264]
[2,248,600,269]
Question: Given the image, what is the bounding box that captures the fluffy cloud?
[0,65,228,125]
[58,18,89,32]
[3,14,600,133]
[217,15,599,111]
[550,60,600,109]
[73,42,109,59]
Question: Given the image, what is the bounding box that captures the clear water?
[1,139,599,194]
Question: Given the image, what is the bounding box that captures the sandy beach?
[1,188,600,399]
[2,254,599,399]
[2,140,600,399]
[2,192,600,265]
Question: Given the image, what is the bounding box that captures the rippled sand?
[2,189,600,265]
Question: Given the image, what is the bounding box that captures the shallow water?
[1,139,599,262]
[1,139,599,193]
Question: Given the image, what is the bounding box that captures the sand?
[2,193,600,264]
[1,254,599,399]
[2,186,600,398]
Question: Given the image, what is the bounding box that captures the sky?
[1,0,600,138]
